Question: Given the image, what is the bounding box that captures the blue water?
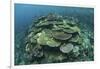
[15,3,94,34]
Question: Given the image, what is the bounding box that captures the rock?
[60,43,74,53]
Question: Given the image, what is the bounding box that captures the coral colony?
[21,13,94,64]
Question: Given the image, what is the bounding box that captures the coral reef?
[16,13,94,65]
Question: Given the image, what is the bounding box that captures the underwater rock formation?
[23,13,94,64]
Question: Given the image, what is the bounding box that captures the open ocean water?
[14,4,94,65]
